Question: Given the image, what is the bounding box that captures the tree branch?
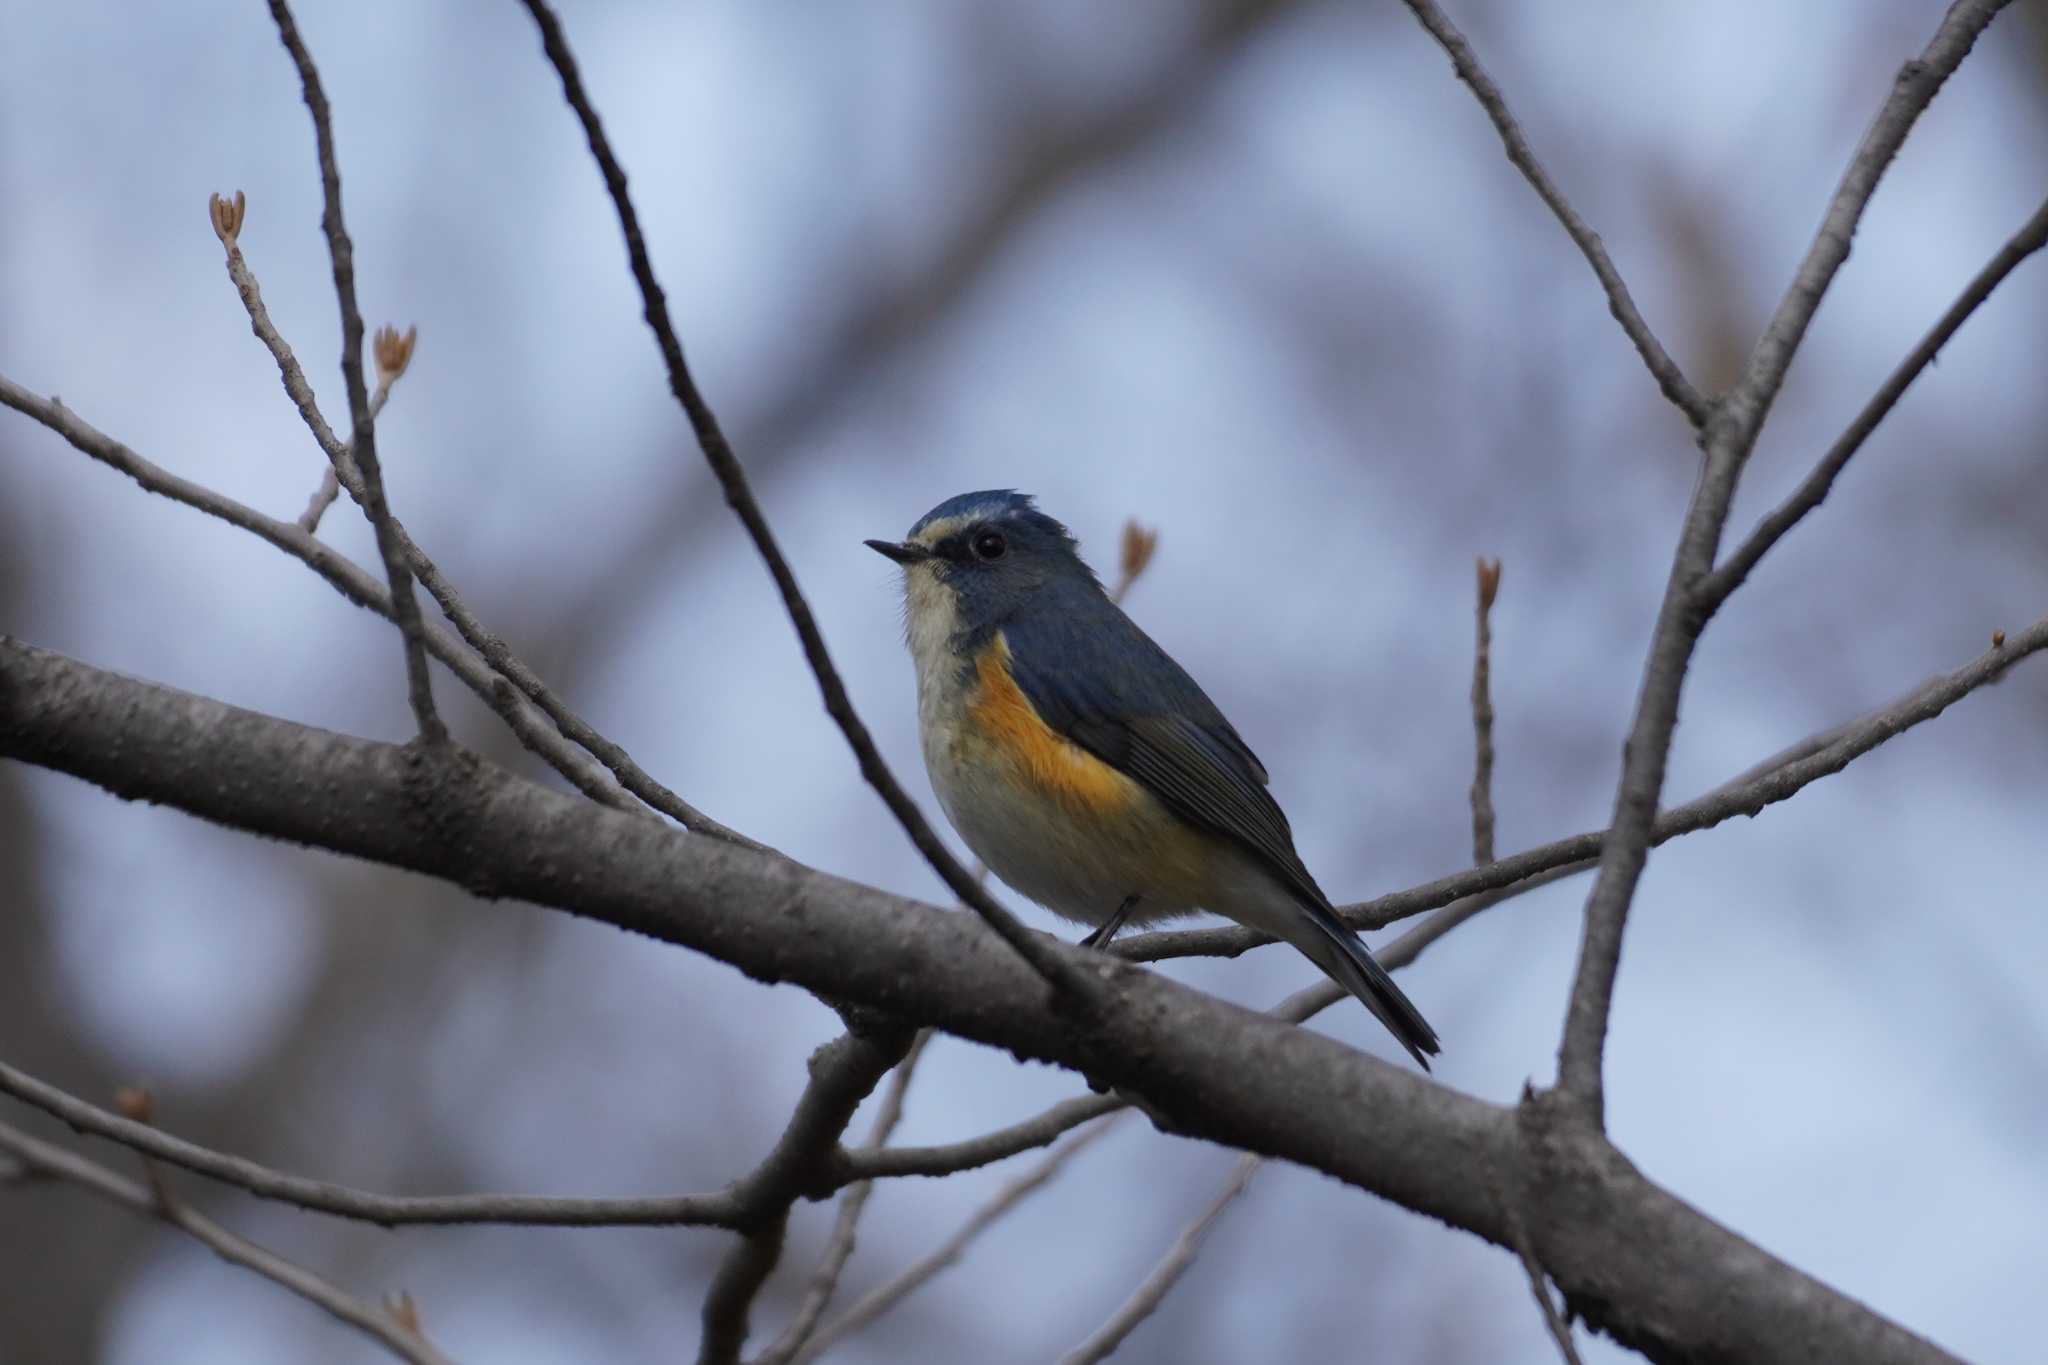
[1058,1152,1260,1365]
[754,1029,936,1365]
[698,1025,914,1365]
[791,1120,1126,1365]
[1123,609,2046,965]
[5,635,2004,1363]
[0,1058,749,1227]
[511,0,1089,998]
[1470,557,1502,864]
[0,374,645,815]
[1399,0,1711,427]
[1703,191,2048,607]
[0,1120,454,1365]
[266,0,446,745]
[0,372,760,847]
[1554,0,2016,1122]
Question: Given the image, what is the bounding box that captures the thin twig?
[514,0,1089,997]
[790,1119,1127,1364]
[697,1026,916,1365]
[1555,0,2017,1123]
[1123,608,2045,965]
[1703,192,2048,607]
[0,1120,454,1365]
[209,204,747,839]
[0,373,757,845]
[755,1029,936,1365]
[1058,1152,1261,1365]
[0,376,639,814]
[264,1,447,745]
[301,323,412,533]
[1470,557,1502,864]
[835,1092,1125,1183]
[0,1057,744,1226]
[1399,0,1711,427]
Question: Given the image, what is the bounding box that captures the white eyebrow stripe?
[911,514,973,548]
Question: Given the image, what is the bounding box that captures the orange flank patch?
[970,636,1140,819]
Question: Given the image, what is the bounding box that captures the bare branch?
[698,1025,916,1365]
[300,326,414,532]
[0,1058,751,1227]
[14,606,2006,1238]
[835,1092,1125,1183]
[0,372,759,846]
[0,374,640,816]
[0,1120,455,1365]
[263,1,447,745]
[1058,1152,1261,1365]
[1488,1150,1586,1365]
[1398,0,1711,427]
[791,1120,1127,1364]
[1124,609,2048,966]
[1470,556,1502,864]
[756,1029,937,1365]
[1,635,1992,1363]
[1555,0,2017,1121]
[513,0,1090,998]
[1703,192,2048,607]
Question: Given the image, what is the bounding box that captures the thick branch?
[0,637,1989,1365]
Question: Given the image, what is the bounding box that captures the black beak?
[865,539,932,565]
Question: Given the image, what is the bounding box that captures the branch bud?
[207,191,246,249]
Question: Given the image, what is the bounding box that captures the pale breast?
[913,630,1215,927]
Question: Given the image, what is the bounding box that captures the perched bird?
[867,490,1440,1067]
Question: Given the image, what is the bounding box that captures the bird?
[866,490,1440,1067]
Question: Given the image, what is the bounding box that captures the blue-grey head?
[866,490,1102,647]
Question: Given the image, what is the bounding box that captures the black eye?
[972,530,1007,561]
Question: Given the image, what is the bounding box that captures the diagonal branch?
[1,635,1996,1364]
[0,375,640,816]
[754,1029,937,1365]
[1703,192,2048,607]
[790,1120,1127,1365]
[1123,609,2047,966]
[1058,1152,1261,1365]
[266,0,446,745]
[0,373,759,846]
[1554,0,2017,1122]
[0,1120,454,1365]
[512,0,1089,997]
[1399,0,1711,427]
[697,1024,916,1365]
[0,1058,745,1227]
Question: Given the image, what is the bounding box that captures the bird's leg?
[1078,895,1140,952]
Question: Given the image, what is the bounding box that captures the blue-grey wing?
[1000,592,1328,910]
